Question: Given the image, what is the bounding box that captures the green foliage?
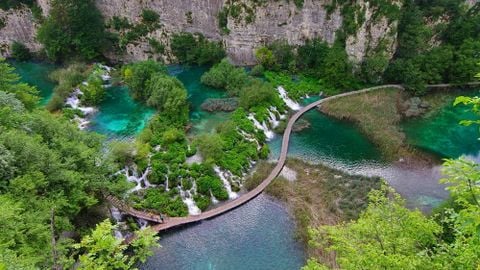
[0,59,39,109]
[80,73,105,106]
[239,79,280,110]
[11,41,31,61]
[197,175,229,201]
[196,133,224,162]
[46,63,88,111]
[200,58,249,95]
[122,60,167,101]
[145,74,188,122]
[142,189,188,217]
[73,219,159,269]
[218,7,230,34]
[0,0,33,10]
[264,71,333,99]
[37,0,106,61]
[148,38,165,54]
[171,32,225,65]
[141,9,160,24]
[361,52,389,85]
[309,185,442,269]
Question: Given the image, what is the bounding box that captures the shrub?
[200,58,249,95]
[171,32,225,65]
[11,41,31,61]
[141,9,160,24]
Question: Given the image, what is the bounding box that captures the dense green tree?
[122,60,167,101]
[196,134,224,162]
[308,185,442,269]
[37,0,107,61]
[0,59,39,109]
[11,41,31,61]
[200,58,249,95]
[80,74,105,105]
[72,219,159,270]
[238,79,278,110]
[145,74,188,122]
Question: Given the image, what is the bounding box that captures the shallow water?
[141,194,305,270]
[10,60,57,105]
[402,92,480,161]
[268,108,449,211]
[88,86,155,138]
[170,65,231,135]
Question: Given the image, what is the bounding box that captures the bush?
[171,32,225,65]
[141,9,160,24]
[200,58,249,95]
[11,42,31,61]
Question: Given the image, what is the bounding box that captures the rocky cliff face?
[0,0,406,64]
[0,7,40,56]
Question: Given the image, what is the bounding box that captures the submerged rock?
[292,119,311,132]
[201,98,239,112]
[402,97,430,118]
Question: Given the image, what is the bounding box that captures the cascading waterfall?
[65,64,113,130]
[214,166,238,199]
[210,190,219,204]
[180,189,201,215]
[121,165,152,193]
[239,130,261,150]
[248,113,275,140]
[267,107,280,128]
[277,86,301,111]
[110,207,125,239]
[137,218,149,229]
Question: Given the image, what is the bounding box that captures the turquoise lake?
[9,61,57,105]
[88,85,156,138]
[14,62,480,269]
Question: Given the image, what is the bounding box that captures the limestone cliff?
[0,6,40,56]
[0,0,422,65]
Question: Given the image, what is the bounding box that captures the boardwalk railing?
[106,195,165,223]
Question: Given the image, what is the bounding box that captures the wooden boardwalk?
[110,82,479,233]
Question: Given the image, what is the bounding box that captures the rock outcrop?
[0,7,40,56]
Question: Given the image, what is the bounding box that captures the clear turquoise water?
[402,92,480,160]
[9,60,57,105]
[88,85,155,138]
[141,194,305,270]
[170,65,231,135]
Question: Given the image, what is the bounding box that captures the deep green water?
[10,60,57,105]
[402,93,480,160]
[88,86,155,138]
[169,65,231,135]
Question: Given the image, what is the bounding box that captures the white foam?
[277,86,301,111]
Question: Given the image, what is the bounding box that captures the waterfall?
[65,64,113,130]
[267,108,280,128]
[214,166,238,199]
[120,165,152,193]
[247,113,275,140]
[277,86,301,111]
[271,107,286,119]
[210,190,219,204]
[137,218,149,229]
[239,130,261,150]
[180,189,201,215]
[110,207,125,239]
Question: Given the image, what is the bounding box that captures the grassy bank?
[245,159,381,266]
[319,87,473,161]
[319,88,405,160]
